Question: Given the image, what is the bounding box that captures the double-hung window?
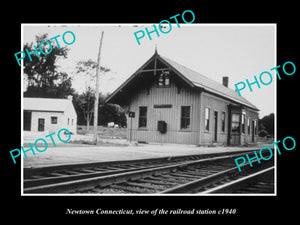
[221,112,225,132]
[241,113,246,134]
[180,106,191,129]
[138,106,147,128]
[231,114,240,133]
[247,118,251,134]
[205,107,210,131]
[157,70,170,87]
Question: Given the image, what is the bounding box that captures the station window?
[248,118,251,134]
[180,106,191,129]
[231,114,240,134]
[138,106,147,128]
[221,112,225,132]
[254,119,258,135]
[205,107,210,131]
[51,116,57,124]
[157,70,170,87]
[241,113,246,134]
[38,118,45,132]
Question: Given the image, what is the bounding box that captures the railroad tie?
[110,184,147,193]
[125,181,165,191]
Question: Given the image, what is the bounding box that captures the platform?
[22,141,262,169]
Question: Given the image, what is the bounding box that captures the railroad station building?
[23,96,77,135]
[106,51,259,146]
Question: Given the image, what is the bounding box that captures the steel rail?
[160,161,274,194]
[160,159,257,194]
[200,166,274,194]
[24,163,178,188]
[24,150,256,188]
[24,152,248,194]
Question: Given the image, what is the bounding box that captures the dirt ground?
[22,141,263,168]
[22,126,274,168]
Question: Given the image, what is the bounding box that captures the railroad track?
[24,150,254,188]
[24,150,274,194]
[200,166,274,194]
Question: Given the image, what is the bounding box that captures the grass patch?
[77,125,127,139]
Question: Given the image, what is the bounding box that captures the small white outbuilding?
[23,96,77,135]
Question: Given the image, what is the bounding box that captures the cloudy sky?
[22,24,276,118]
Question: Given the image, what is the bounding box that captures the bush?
[258,130,268,137]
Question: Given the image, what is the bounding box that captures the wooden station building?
[106,51,259,146]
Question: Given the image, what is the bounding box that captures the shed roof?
[24,97,72,112]
[106,52,259,111]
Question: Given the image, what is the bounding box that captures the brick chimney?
[222,76,229,87]
[67,95,73,101]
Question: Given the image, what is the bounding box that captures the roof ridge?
[24,97,69,100]
[160,55,232,90]
[23,97,71,112]
[158,54,258,110]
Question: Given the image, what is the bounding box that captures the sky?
[22,24,276,118]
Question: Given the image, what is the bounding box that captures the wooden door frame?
[214,111,218,142]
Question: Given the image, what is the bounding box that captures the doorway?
[38,118,45,132]
[214,111,218,142]
[230,113,240,145]
[24,111,32,131]
[252,120,255,142]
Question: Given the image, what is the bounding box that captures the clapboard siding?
[108,52,259,146]
[127,76,200,145]
[241,109,259,145]
[200,92,230,145]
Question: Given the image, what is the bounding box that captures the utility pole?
[93,31,104,143]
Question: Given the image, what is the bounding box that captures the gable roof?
[159,55,258,110]
[106,52,259,111]
[24,97,72,112]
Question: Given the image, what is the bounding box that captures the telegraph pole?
[93,31,104,143]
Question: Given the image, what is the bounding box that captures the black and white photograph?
[4,6,298,222]
[21,24,276,195]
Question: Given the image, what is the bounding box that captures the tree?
[75,59,110,89]
[23,33,74,98]
[259,113,274,137]
[74,59,110,131]
[258,130,268,137]
[98,103,127,127]
[73,91,127,128]
[258,123,268,137]
[74,87,95,131]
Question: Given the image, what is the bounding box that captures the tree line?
[258,113,274,138]
[23,33,126,129]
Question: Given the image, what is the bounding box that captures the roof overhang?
[106,53,195,104]
[106,52,259,112]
